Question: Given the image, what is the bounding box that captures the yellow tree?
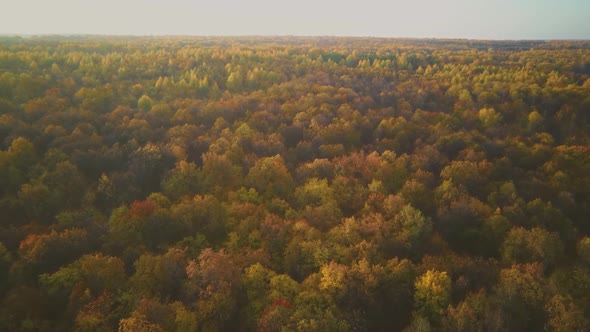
[413,269,451,324]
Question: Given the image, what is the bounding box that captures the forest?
[0,36,589,331]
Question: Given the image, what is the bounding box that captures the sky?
[1,0,589,40]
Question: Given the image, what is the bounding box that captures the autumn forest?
[0,36,590,331]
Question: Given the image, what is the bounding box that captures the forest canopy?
[0,36,590,331]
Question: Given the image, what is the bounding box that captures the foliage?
[0,36,589,330]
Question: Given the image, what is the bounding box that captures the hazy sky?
[1,0,589,39]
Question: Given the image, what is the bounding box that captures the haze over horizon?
[2,0,590,40]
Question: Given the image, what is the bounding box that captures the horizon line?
[1,34,590,42]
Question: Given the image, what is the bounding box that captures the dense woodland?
[0,36,590,331]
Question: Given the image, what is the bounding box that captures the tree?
[578,237,590,266]
[161,160,200,200]
[241,263,276,328]
[445,290,502,332]
[118,313,165,332]
[496,263,547,331]
[125,298,177,332]
[74,291,121,332]
[130,248,186,300]
[146,103,174,127]
[245,155,294,200]
[439,160,491,198]
[0,243,11,293]
[1,137,37,193]
[478,107,502,128]
[170,194,227,244]
[413,270,451,325]
[257,299,292,332]
[501,227,564,270]
[269,274,299,304]
[399,179,435,216]
[200,151,241,193]
[545,295,589,332]
[295,178,335,208]
[319,262,349,299]
[226,71,243,93]
[286,290,349,332]
[435,193,494,256]
[137,95,154,112]
[39,252,126,312]
[78,254,126,295]
[392,204,432,252]
[185,248,241,330]
[528,110,544,132]
[19,228,89,274]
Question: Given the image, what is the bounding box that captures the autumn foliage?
[0,36,589,331]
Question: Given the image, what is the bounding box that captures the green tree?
[245,155,294,200]
[241,263,276,328]
[137,94,154,111]
[392,204,432,251]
